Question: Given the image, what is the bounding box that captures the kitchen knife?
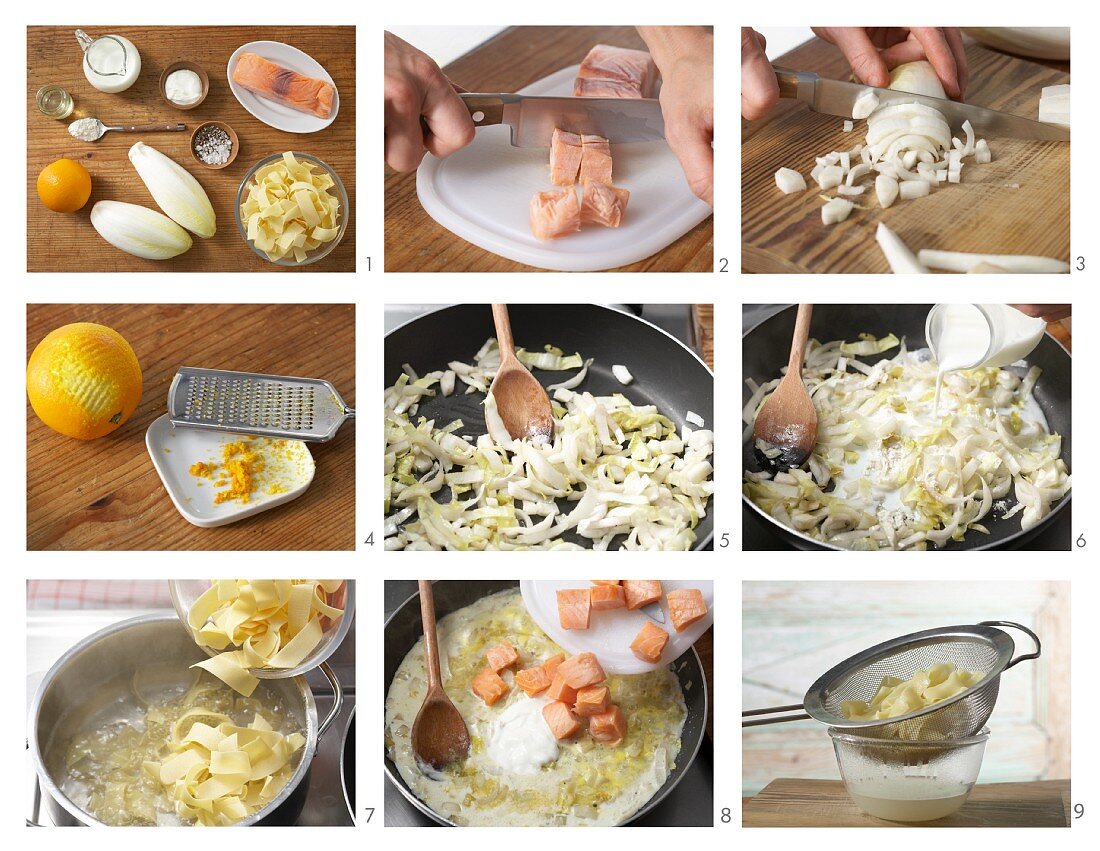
[774,68,1069,142]
[459,92,665,147]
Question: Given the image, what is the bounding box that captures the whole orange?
[27,323,142,440]
[37,158,92,213]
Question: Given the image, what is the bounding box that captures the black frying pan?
[386,304,714,549]
[383,580,708,826]
[742,304,1072,551]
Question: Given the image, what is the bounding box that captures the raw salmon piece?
[543,653,566,679]
[543,700,583,740]
[630,620,670,663]
[667,588,709,632]
[574,684,610,717]
[579,135,613,185]
[591,580,621,585]
[530,189,581,241]
[471,667,509,706]
[590,583,626,610]
[557,588,592,629]
[486,640,520,672]
[623,580,663,610]
[514,665,552,696]
[574,44,659,99]
[549,129,583,185]
[581,182,630,229]
[546,672,578,704]
[589,705,628,745]
[557,652,606,689]
[231,52,335,119]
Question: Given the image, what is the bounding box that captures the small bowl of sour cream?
[160,61,209,110]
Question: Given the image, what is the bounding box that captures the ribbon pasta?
[841,663,984,722]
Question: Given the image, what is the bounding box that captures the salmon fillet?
[581,182,630,228]
[232,52,335,119]
[546,671,578,704]
[590,583,626,610]
[543,653,566,679]
[574,684,610,717]
[589,705,627,745]
[591,580,621,585]
[486,640,520,672]
[623,580,663,610]
[471,667,509,706]
[549,129,583,185]
[514,665,552,696]
[557,652,606,689]
[557,588,591,629]
[579,135,613,185]
[630,620,670,663]
[574,44,658,99]
[667,588,708,632]
[543,700,583,740]
[530,189,581,241]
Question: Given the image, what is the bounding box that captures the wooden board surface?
[27,26,356,272]
[692,303,714,368]
[385,25,713,272]
[742,38,1069,273]
[27,304,355,550]
[743,778,1070,827]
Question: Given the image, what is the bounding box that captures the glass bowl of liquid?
[829,726,990,822]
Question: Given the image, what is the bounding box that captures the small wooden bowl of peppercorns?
[190,121,239,170]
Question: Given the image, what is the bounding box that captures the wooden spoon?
[752,304,818,468]
[487,304,554,443]
[410,580,470,773]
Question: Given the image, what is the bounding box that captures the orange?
[27,323,142,440]
[37,158,92,213]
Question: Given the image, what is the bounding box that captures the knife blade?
[640,601,666,625]
[774,68,1069,142]
[459,93,665,147]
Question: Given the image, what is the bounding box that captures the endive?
[90,200,193,259]
[128,142,216,238]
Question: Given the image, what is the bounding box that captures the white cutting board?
[416,65,712,271]
[520,580,713,675]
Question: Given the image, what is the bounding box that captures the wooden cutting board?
[27,25,356,272]
[26,304,355,550]
[743,778,1071,827]
[742,39,1069,273]
[385,25,713,272]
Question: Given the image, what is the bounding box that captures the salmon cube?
[591,580,621,585]
[549,129,583,185]
[575,44,659,99]
[471,667,509,706]
[590,583,626,610]
[623,580,663,610]
[543,653,566,679]
[542,700,583,740]
[581,182,629,229]
[579,135,613,185]
[557,652,606,689]
[546,672,578,704]
[630,620,670,663]
[589,705,628,745]
[530,189,581,241]
[514,665,552,696]
[485,641,520,672]
[574,684,610,717]
[557,589,591,629]
[667,588,709,632]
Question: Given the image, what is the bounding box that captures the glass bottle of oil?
[36,85,74,119]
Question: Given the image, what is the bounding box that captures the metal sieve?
[743,621,1040,740]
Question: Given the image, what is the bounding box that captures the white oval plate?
[227,40,339,134]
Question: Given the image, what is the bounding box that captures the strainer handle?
[317,661,344,738]
[742,703,812,727]
[980,620,1042,668]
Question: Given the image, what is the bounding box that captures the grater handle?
[741,703,811,727]
[980,620,1041,668]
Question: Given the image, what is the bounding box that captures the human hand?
[638,27,713,206]
[1011,304,1072,322]
[384,32,475,172]
[742,28,779,120]
[812,27,968,99]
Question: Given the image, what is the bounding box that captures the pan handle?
[316,661,344,738]
[980,620,1042,668]
[742,703,811,727]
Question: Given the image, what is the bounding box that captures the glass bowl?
[169,579,354,679]
[829,726,990,822]
[234,152,349,267]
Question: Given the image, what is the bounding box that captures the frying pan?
[383,580,708,826]
[385,304,714,549]
[742,304,1071,551]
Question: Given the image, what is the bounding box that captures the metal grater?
[167,367,355,442]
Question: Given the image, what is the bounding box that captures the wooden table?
[27,26,356,272]
[385,25,712,272]
[27,304,355,550]
[743,778,1071,827]
[742,38,1069,273]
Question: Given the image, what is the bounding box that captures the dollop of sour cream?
[486,696,558,775]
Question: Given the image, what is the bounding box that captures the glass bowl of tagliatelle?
[169,580,353,691]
